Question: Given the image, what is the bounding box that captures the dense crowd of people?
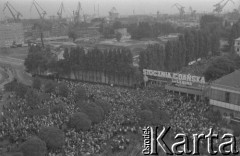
[0,79,237,155]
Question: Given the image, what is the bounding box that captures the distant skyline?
[0,0,238,19]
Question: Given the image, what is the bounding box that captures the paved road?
[0,56,32,86]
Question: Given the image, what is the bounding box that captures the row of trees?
[228,19,240,51]
[99,21,124,39]
[139,29,220,72]
[25,45,136,81]
[59,47,134,75]
[24,45,54,74]
[127,22,177,39]
[203,54,240,81]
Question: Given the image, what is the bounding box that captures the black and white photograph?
[0,0,240,155]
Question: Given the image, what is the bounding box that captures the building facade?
[0,23,24,47]
[234,37,240,55]
[209,70,240,119]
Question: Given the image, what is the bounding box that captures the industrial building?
[209,70,240,119]
[234,37,240,56]
[0,23,24,47]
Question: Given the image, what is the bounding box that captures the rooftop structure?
[209,70,240,119]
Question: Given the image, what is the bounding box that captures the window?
[238,48,240,52]
[225,92,230,103]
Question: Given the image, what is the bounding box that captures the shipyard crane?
[57,2,65,19]
[30,0,48,48]
[172,3,185,18]
[30,0,47,19]
[213,0,225,11]
[73,2,83,23]
[213,0,234,14]
[3,1,22,22]
[189,7,196,19]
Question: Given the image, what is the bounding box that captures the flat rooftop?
[212,70,240,92]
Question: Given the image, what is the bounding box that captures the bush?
[25,88,40,109]
[76,101,104,124]
[139,110,153,126]
[23,107,49,117]
[74,86,87,102]
[68,112,92,131]
[95,100,111,115]
[38,127,65,149]
[44,81,56,93]
[32,78,41,90]
[57,83,69,97]
[116,32,122,42]
[50,103,66,114]
[15,83,28,99]
[4,78,18,92]
[38,92,51,102]
[203,54,240,81]
[20,136,47,156]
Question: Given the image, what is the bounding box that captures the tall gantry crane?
[189,7,196,19]
[57,2,65,19]
[73,2,83,23]
[3,1,22,22]
[30,0,47,19]
[172,3,185,18]
[30,0,47,48]
[213,0,234,14]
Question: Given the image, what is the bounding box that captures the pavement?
[0,56,32,86]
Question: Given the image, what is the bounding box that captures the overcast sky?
[0,0,238,19]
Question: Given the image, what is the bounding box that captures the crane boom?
[222,0,234,9]
[172,3,185,18]
[213,0,234,13]
[31,0,47,19]
[74,2,82,23]
[3,1,22,22]
[57,2,65,19]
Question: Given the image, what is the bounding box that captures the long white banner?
[143,69,205,85]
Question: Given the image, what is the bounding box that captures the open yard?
[0,47,32,86]
[0,47,28,60]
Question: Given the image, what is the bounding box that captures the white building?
[234,37,240,55]
[209,70,240,119]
